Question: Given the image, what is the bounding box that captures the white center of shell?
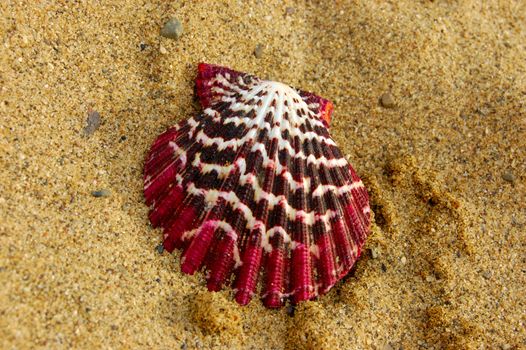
[259,80,299,98]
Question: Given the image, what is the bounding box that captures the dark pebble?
[156,244,164,254]
[381,263,387,272]
[139,42,148,51]
[161,18,183,40]
[83,110,101,136]
[91,189,111,198]
[380,93,395,108]
[120,135,127,142]
[502,171,515,183]
[254,44,264,58]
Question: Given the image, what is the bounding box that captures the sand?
[1,1,525,349]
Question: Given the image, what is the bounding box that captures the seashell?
[143,63,371,308]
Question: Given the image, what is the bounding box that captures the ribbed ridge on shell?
[143,63,371,308]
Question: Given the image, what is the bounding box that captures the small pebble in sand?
[254,44,264,58]
[502,171,515,183]
[369,247,380,259]
[159,45,168,55]
[91,189,110,198]
[401,256,407,265]
[285,7,296,16]
[139,42,148,51]
[156,244,164,254]
[83,109,101,136]
[477,106,490,116]
[160,18,183,40]
[425,275,436,282]
[380,92,395,108]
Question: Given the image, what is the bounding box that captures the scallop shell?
[144,63,371,308]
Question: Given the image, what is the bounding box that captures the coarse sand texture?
[1,1,525,349]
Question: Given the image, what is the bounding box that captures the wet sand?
[1,1,525,349]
